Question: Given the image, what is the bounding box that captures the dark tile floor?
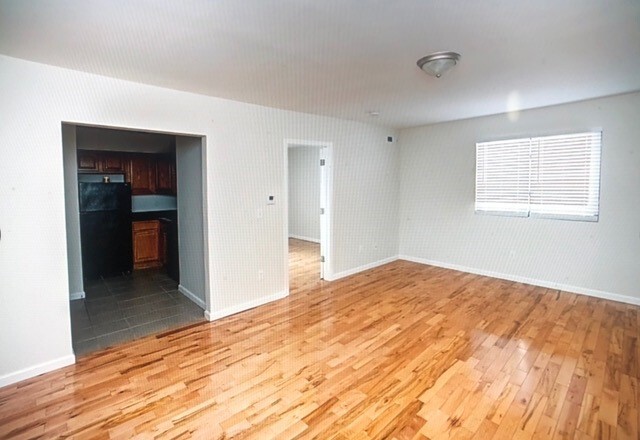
[70,270,205,356]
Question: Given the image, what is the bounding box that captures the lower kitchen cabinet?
[132,220,162,269]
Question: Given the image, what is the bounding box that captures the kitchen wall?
[288,146,320,242]
[76,125,174,153]
[398,91,640,302]
[62,124,84,299]
[176,136,206,308]
[0,54,399,386]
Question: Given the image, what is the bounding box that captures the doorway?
[284,140,332,294]
[62,123,209,356]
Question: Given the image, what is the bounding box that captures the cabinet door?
[130,155,155,195]
[102,153,125,172]
[132,221,160,269]
[155,157,173,194]
[78,151,101,172]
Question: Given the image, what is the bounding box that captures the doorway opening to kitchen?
[62,123,208,356]
[284,140,332,295]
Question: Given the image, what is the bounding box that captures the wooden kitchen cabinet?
[78,150,176,195]
[155,156,175,194]
[129,155,156,195]
[102,154,126,173]
[78,150,127,174]
[132,220,162,269]
[77,151,101,172]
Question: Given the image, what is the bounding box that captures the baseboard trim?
[69,291,85,300]
[178,284,206,309]
[288,234,320,244]
[325,255,399,281]
[205,290,288,321]
[399,255,640,306]
[0,354,76,388]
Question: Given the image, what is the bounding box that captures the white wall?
[62,124,84,299]
[0,54,399,385]
[398,92,640,302]
[176,136,206,308]
[288,146,320,242]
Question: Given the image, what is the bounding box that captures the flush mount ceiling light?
[417,51,461,78]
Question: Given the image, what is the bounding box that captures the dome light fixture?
[417,51,461,78]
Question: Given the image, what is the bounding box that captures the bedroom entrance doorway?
[284,140,332,293]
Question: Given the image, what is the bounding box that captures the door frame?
[283,139,333,293]
[63,122,211,315]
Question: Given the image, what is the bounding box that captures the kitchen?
[67,125,207,355]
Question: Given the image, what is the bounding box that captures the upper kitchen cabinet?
[102,154,126,173]
[77,150,101,172]
[77,150,176,196]
[129,154,156,195]
[155,155,176,194]
[77,150,127,175]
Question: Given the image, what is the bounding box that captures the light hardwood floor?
[289,238,321,293]
[0,240,638,439]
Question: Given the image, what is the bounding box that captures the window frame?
[475,130,602,222]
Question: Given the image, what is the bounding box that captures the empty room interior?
[0,1,639,438]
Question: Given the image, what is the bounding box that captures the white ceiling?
[1,0,639,128]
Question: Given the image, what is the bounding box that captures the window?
[475,131,601,221]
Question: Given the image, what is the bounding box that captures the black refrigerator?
[79,182,132,280]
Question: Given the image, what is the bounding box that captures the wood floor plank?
[0,238,637,439]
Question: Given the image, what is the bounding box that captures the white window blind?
[476,131,601,221]
[476,137,532,216]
